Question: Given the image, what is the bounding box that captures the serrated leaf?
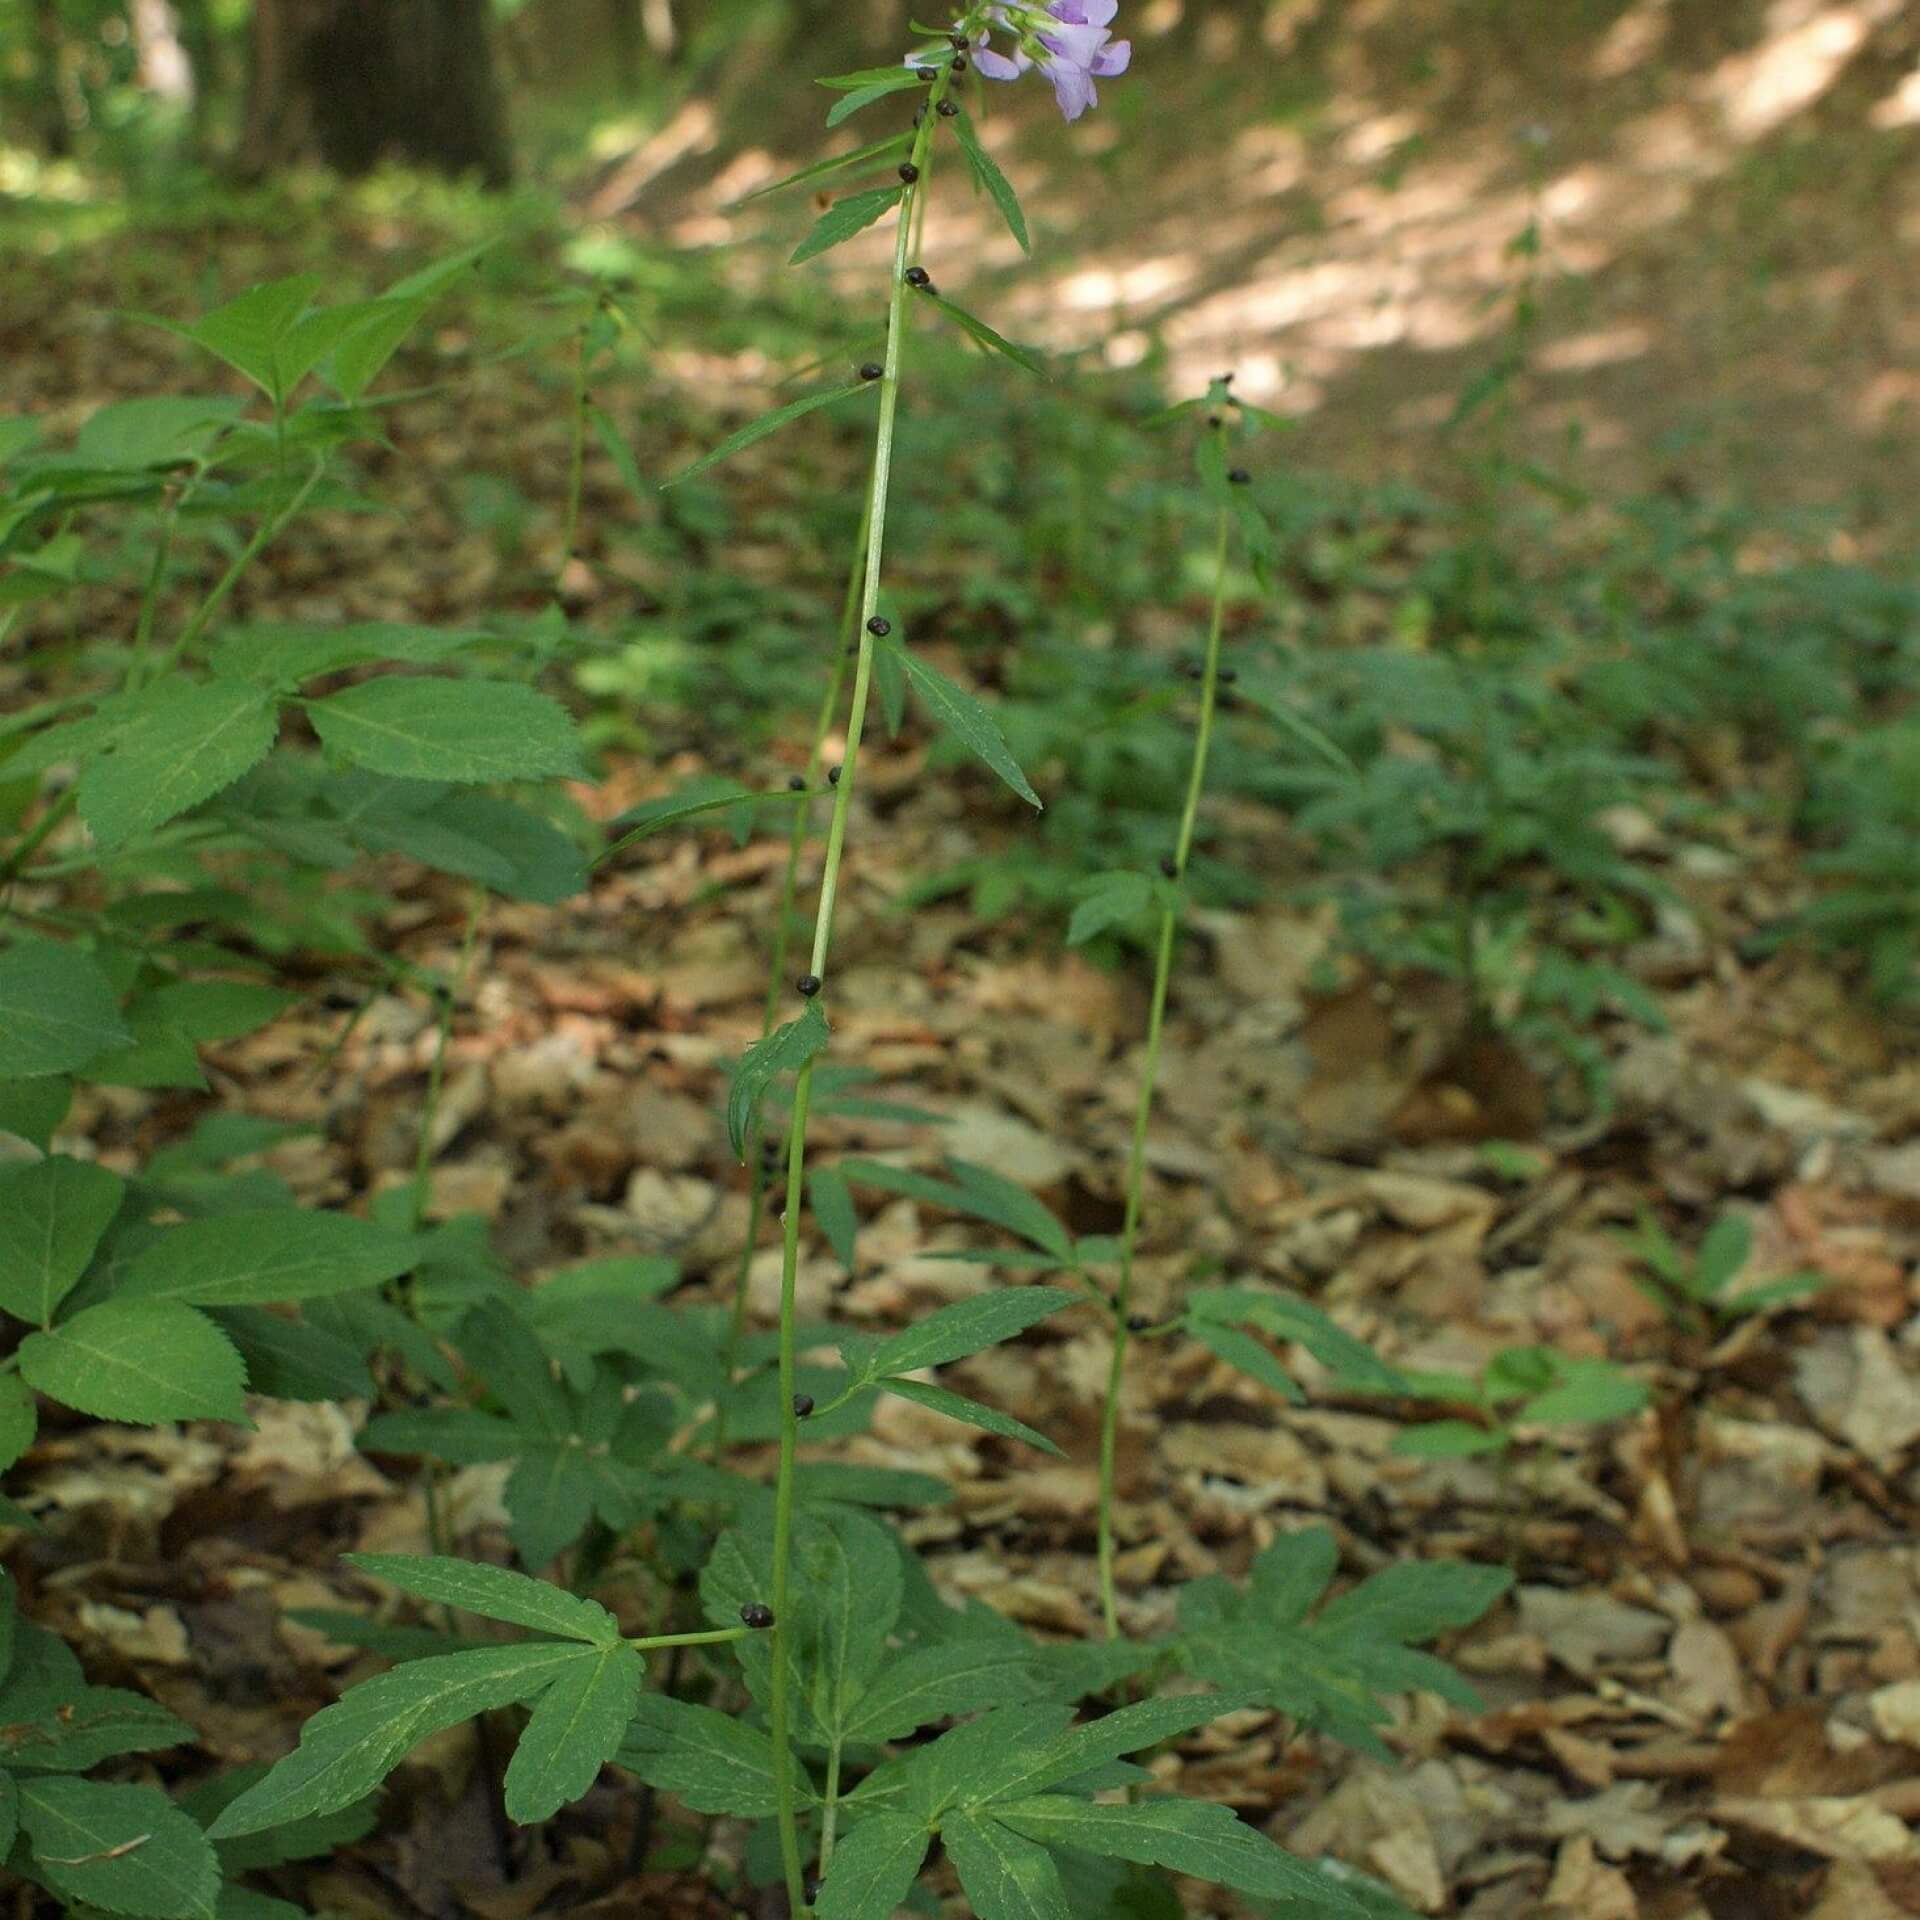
[739,132,912,202]
[345,1554,619,1644]
[0,943,131,1079]
[19,1303,247,1425]
[662,381,875,488]
[1314,1558,1514,1647]
[923,294,1046,376]
[214,1307,372,1402]
[18,1776,219,1919]
[796,1508,904,1745]
[0,1155,125,1328]
[616,1695,785,1817]
[182,275,322,395]
[888,643,1041,809]
[727,1001,830,1161]
[792,186,907,265]
[879,1377,1062,1455]
[184,1768,377,1872]
[207,1643,588,1839]
[602,777,802,863]
[0,1685,194,1773]
[310,679,587,783]
[815,1811,930,1920]
[980,1695,1245,1808]
[812,1164,859,1271]
[502,1639,643,1822]
[841,1639,1036,1744]
[943,1811,1071,1920]
[826,72,925,127]
[865,1287,1076,1381]
[991,1797,1369,1914]
[1067,871,1159,947]
[951,110,1029,251]
[117,1210,417,1309]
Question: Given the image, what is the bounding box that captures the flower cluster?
[943,2,1132,121]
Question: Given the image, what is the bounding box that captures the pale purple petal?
[1050,0,1118,22]
[974,45,1026,78]
[1090,37,1130,75]
[1044,56,1097,120]
[1036,22,1109,63]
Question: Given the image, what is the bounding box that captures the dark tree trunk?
[31,0,72,157]
[239,0,511,186]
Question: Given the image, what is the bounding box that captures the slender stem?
[1097,504,1233,1640]
[127,484,184,695]
[767,72,948,1920]
[626,1624,752,1654]
[559,325,589,586]
[711,490,870,1465]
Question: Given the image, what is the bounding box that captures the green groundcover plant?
[0,11,1537,1919]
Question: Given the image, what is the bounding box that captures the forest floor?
[6,4,1920,1916]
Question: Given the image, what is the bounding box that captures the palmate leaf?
[815,1812,930,1920]
[19,1302,248,1425]
[0,1155,126,1328]
[116,1210,418,1309]
[207,1642,589,1839]
[17,1776,219,1920]
[501,1640,644,1822]
[0,942,131,1080]
[992,1796,1371,1915]
[661,381,876,488]
[885,643,1042,808]
[727,1001,830,1161]
[792,185,908,266]
[344,1554,619,1645]
[309,678,588,784]
[943,1811,1071,1920]
[617,1695,787,1818]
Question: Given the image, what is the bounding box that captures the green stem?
[818,1743,844,1874]
[766,72,947,1920]
[559,326,589,587]
[627,1624,752,1654]
[1096,504,1233,1640]
[711,488,870,1466]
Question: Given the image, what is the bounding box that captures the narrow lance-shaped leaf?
[727,1000,830,1162]
[737,131,913,203]
[951,109,1030,252]
[814,1812,930,1920]
[863,1287,1078,1381]
[887,642,1042,809]
[923,292,1047,376]
[881,1377,1062,1456]
[792,185,908,266]
[344,1554,621,1644]
[662,382,876,488]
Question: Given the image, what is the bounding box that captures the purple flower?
[910,2,1131,121]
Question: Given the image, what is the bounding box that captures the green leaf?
[0,942,131,1079]
[143,981,296,1045]
[601,777,804,863]
[1517,1362,1648,1428]
[1315,1558,1514,1648]
[727,1001,830,1162]
[0,1684,193,1773]
[793,1509,904,1746]
[0,1076,72,1150]
[982,1695,1244,1808]
[1694,1213,1753,1298]
[739,132,913,202]
[116,1210,418,1309]
[0,1772,14,1863]
[18,1776,219,1919]
[1390,1419,1506,1460]
[344,1554,620,1645]
[616,1694,785,1818]
[887,643,1041,808]
[944,1163,1075,1261]
[812,1164,859,1271]
[68,397,244,471]
[502,1640,644,1822]
[879,1377,1061,1456]
[922,294,1047,376]
[328,297,432,402]
[792,186,907,265]
[842,1639,1036,1744]
[864,1287,1076,1381]
[815,1811,930,1920]
[825,71,925,127]
[1067,871,1161,947]
[589,403,647,501]
[214,1307,372,1403]
[19,1303,248,1425]
[1185,1287,1402,1394]
[661,382,875,488]
[943,1811,1071,1920]
[992,1797,1370,1914]
[311,678,587,784]
[951,110,1029,251]
[207,1642,588,1839]
[0,1372,37,1472]
[0,1155,125,1328]
[182,275,323,395]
